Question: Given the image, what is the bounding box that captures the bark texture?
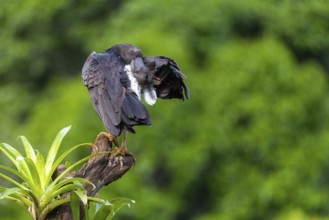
[46,132,135,220]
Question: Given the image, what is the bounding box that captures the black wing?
[82,50,150,136]
[143,56,190,100]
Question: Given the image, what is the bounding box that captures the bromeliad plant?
[0,126,134,220]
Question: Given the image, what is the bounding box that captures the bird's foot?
[99,132,120,148]
[111,145,128,158]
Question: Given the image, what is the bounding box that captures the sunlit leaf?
[92,202,114,220]
[38,197,71,220]
[0,144,33,186]
[45,125,71,177]
[108,197,135,216]
[20,136,36,162]
[87,196,109,206]
[85,204,91,220]
[44,142,91,187]
[0,187,22,199]
[0,186,31,206]
[35,151,46,188]
[86,198,109,219]
[0,127,131,220]
[51,151,108,186]
[0,143,22,167]
[65,160,72,168]
[89,197,134,220]
[70,191,82,220]
[0,172,29,190]
[24,157,42,197]
[72,188,88,206]
[48,177,93,198]
[41,178,91,208]
[0,164,29,182]
[15,156,33,185]
[0,186,7,192]
[40,182,85,210]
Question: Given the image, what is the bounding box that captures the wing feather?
[121,93,151,133]
[144,56,190,100]
[82,49,151,136]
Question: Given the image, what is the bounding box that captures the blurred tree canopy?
[1,0,329,219]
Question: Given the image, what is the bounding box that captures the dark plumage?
[144,56,189,100]
[82,43,189,143]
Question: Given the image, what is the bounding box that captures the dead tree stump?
[46,132,135,220]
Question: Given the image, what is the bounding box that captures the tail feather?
[121,94,151,130]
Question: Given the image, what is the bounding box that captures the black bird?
[82,44,189,153]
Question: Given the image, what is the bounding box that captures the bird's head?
[114,44,143,64]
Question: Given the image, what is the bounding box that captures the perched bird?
[82,44,189,153]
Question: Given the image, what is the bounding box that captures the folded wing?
[82,50,151,136]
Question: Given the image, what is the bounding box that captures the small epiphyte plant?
[0,126,134,220]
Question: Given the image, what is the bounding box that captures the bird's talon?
[100,132,114,142]
[98,132,120,149]
[111,146,128,157]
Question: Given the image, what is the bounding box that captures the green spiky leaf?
[45,126,71,177]
[70,191,82,220]
[20,136,36,162]
[0,126,133,220]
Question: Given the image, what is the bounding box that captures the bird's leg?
[101,132,120,148]
[111,130,128,156]
[121,129,128,151]
[112,136,120,148]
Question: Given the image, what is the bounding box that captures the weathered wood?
[46,132,135,220]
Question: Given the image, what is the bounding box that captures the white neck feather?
[125,65,142,100]
[124,64,157,105]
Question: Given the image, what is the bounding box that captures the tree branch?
[46,132,135,220]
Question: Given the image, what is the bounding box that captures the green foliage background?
[1,0,329,219]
